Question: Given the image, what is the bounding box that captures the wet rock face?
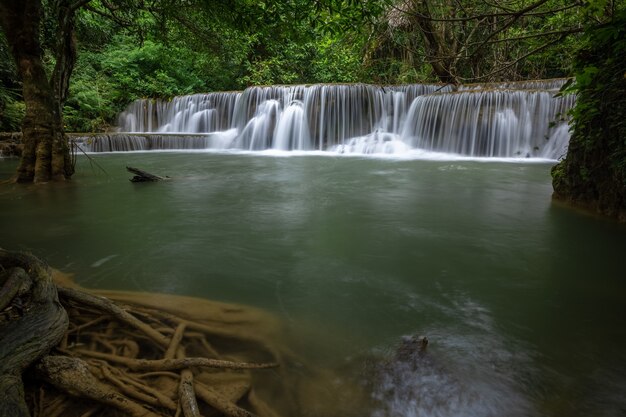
[379,335,441,380]
[394,335,429,364]
[368,335,467,417]
[0,133,22,157]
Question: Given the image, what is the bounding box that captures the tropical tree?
[0,0,84,182]
[0,0,278,182]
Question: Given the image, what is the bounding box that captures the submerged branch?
[2,250,286,417]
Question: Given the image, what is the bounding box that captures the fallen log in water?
[126,166,169,182]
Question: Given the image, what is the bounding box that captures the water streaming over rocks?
[76,80,574,159]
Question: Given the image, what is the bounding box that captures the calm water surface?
[1,152,625,416]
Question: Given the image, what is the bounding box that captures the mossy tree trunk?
[0,0,76,183]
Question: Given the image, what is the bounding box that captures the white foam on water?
[371,295,538,417]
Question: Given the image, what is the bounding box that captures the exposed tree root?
[0,249,68,417]
[1,250,290,417]
[35,355,160,417]
[57,286,171,348]
[66,349,277,372]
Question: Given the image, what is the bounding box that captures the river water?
[1,151,625,416]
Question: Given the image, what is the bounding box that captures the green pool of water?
[1,152,625,416]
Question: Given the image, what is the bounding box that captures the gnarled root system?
[1,249,286,417]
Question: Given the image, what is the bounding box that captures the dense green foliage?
[0,0,624,132]
[59,0,375,131]
[552,7,626,220]
[0,34,24,131]
[64,38,220,131]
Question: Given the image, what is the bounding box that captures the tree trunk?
[0,0,74,183]
[51,0,78,112]
[411,0,459,84]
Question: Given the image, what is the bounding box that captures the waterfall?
[236,99,282,150]
[273,101,311,150]
[117,92,240,133]
[85,79,573,159]
[401,89,574,158]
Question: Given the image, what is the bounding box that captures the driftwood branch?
[126,166,169,182]
[0,267,31,311]
[195,381,255,417]
[97,363,177,411]
[176,346,200,417]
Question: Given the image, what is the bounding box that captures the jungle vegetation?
[0,0,625,221]
[2,0,622,135]
[551,7,626,221]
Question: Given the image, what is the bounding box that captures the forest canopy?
[1,0,622,133]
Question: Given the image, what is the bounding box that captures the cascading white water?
[273,101,311,150]
[236,99,282,150]
[117,92,240,133]
[81,80,574,159]
[77,134,216,152]
[401,89,574,158]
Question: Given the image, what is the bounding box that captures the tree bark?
[411,0,459,84]
[0,249,69,417]
[51,0,78,108]
[0,0,74,183]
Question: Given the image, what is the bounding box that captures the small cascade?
[236,99,282,150]
[335,131,411,155]
[273,101,311,150]
[76,134,149,152]
[73,134,219,152]
[303,84,386,149]
[401,89,575,158]
[117,92,240,133]
[103,79,574,159]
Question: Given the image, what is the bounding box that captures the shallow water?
[1,152,625,416]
